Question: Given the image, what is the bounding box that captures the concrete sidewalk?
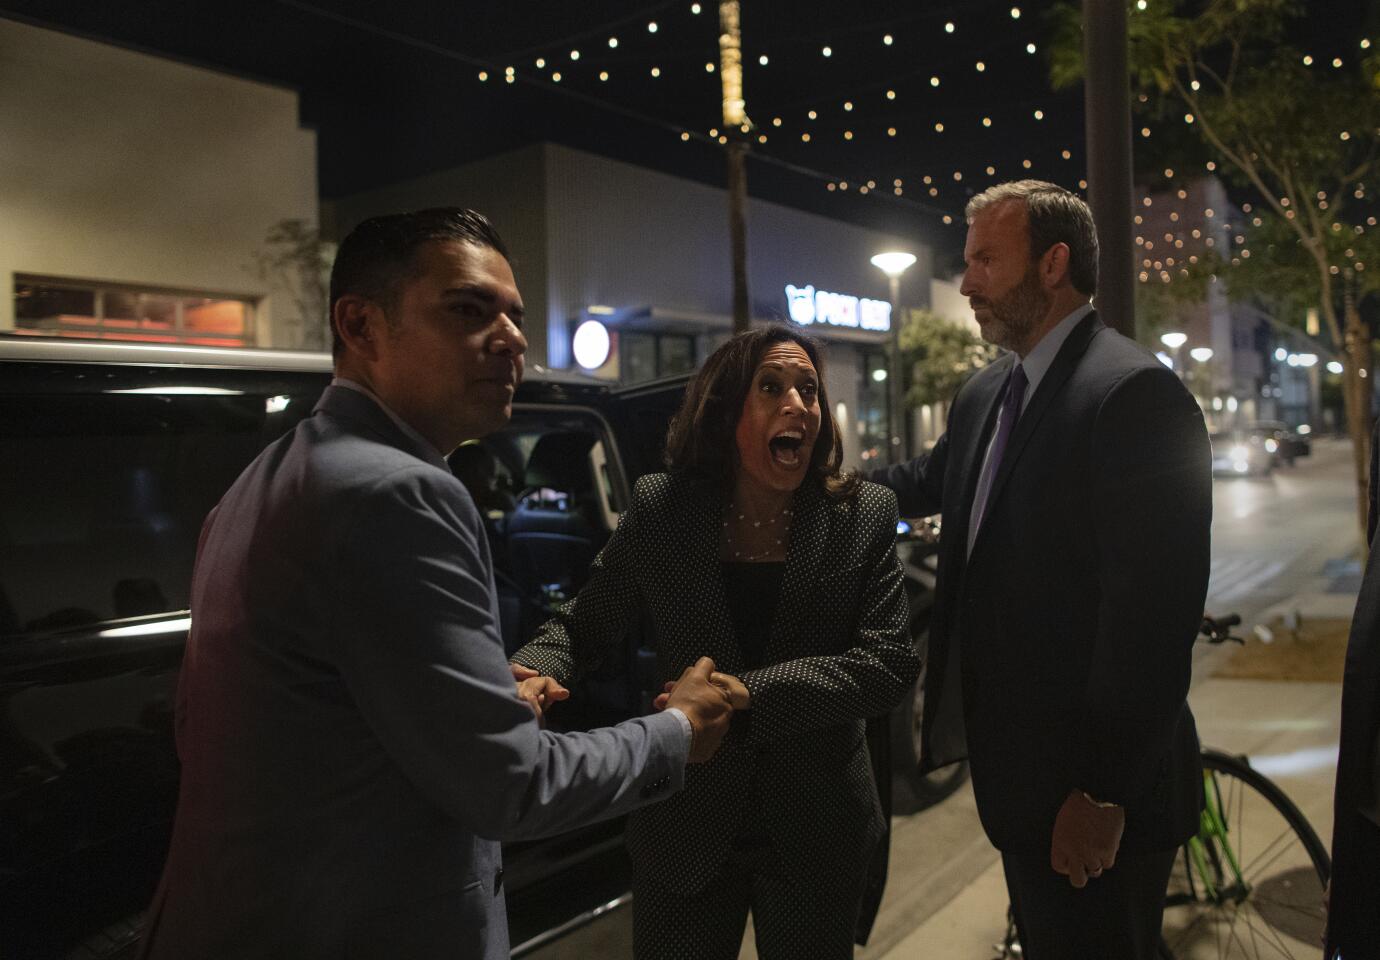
[868,568,1356,960]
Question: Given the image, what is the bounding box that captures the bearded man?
[867,181,1212,959]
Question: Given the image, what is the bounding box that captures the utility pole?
[1082,0,1134,338]
[719,1,750,333]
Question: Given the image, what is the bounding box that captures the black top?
[721,561,786,669]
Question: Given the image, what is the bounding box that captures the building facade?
[0,19,319,348]
[327,143,935,467]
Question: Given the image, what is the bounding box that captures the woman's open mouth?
[768,429,806,468]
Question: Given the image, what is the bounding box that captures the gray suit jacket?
[513,474,917,897]
[141,385,687,960]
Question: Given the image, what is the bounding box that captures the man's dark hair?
[328,207,510,357]
[663,325,859,500]
[966,180,1099,296]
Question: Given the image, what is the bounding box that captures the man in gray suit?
[141,208,732,960]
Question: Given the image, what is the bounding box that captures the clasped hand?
[1050,788,1125,888]
[509,657,738,763]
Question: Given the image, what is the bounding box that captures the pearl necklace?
[722,504,793,561]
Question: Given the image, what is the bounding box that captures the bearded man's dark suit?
[1325,417,1380,959]
[869,310,1212,958]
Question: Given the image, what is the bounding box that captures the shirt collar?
[1017,302,1093,403]
[330,376,448,466]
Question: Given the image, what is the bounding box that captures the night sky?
[2,0,1372,264]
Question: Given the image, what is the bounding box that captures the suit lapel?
[980,312,1104,525]
[764,481,829,666]
[950,357,1015,550]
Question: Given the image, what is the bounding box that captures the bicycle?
[995,613,1332,959]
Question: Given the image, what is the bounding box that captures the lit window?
[14,276,256,347]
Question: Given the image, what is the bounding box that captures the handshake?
[510,657,748,763]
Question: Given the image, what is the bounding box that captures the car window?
[0,390,318,638]
[448,409,637,728]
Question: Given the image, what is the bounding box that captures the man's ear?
[1041,242,1073,290]
[333,295,383,362]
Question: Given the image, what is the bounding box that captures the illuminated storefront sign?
[783,284,891,332]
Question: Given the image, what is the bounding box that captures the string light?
[843,130,853,140]
[691,2,701,12]
[608,37,618,48]
[808,110,818,120]
[680,131,690,141]
[1206,161,1217,171]
[986,165,996,175]
[1363,39,1372,49]
[844,101,854,111]
[478,70,489,81]
[930,75,941,87]
[1010,6,1021,17]
[1027,43,1037,54]
[772,117,782,127]
[886,89,896,100]
[1302,54,1313,65]
[883,34,893,45]
[822,46,832,57]
[945,21,955,32]
[1033,109,1044,119]
[705,62,715,72]
[982,117,992,127]
[1185,114,1195,124]
[1022,159,1032,169]
[887,127,897,136]
[1061,149,1072,159]
[1141,127,1152,137]
[801,133,811,142]
[650,66,661,77]
[570,49,580,60]
[599,71,609,81]
[934,122,945,132]
[759,54,769,66]
[976,61,986,71]
[1190,80,1200,90]
[552,71,562,81]
[1333,58,1343,68]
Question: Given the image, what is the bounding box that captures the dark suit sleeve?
[737,487,919,744]
[865,431,950,518]
[332,467,686,842]
[1075,366,1212,805]
[510,479,649,685]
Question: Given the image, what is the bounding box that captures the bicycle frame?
[1173,767,1248,907]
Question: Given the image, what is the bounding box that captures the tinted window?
[0,390,318,637]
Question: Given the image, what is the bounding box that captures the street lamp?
[1159,331,1187,374]
[1189,346,1214,363]
[871,251,917,464]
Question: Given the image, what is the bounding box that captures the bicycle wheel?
[1160,748,1331,959]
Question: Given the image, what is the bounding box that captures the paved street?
[528,437,1361,960]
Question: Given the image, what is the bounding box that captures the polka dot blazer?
[512,472,918,896]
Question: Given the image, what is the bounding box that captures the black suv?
[0,338,949,959]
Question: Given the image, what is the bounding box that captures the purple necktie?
[969,363,1029,544]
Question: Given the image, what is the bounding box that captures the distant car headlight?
[1264,438,1278,453]
[1229,445,1248,460]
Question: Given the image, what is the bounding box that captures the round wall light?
[573,319,612,370]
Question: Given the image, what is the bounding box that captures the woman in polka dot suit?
[511,326,919,959]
